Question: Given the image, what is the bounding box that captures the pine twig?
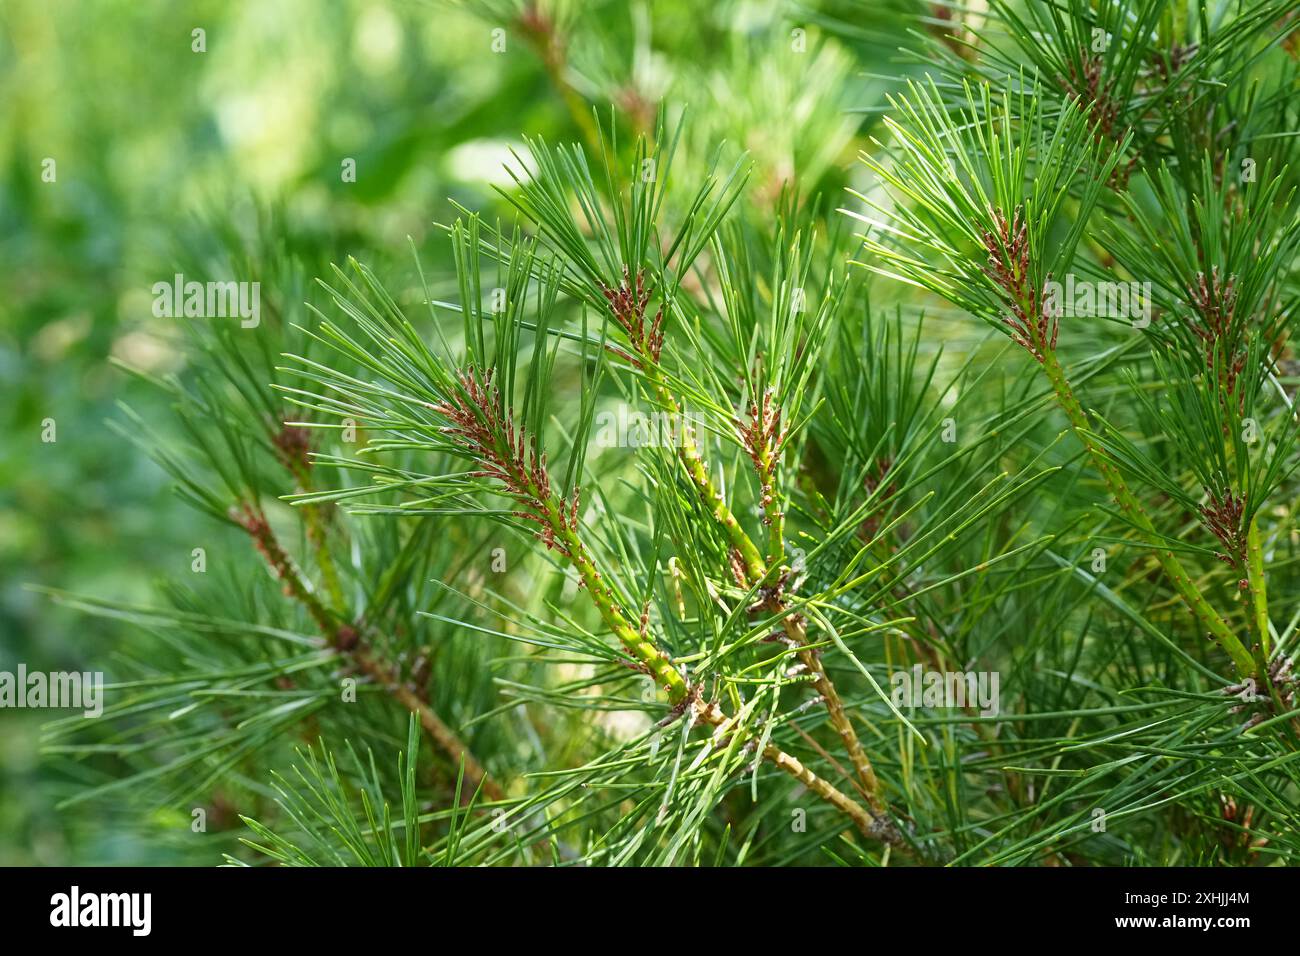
[602,270,894,813]
[231,502,504,802]
[434,366,907,850]
[516,3,603,158]
[1037,346,1254,677]
[1245,519,1270,654]
[436,366,690,699]
[737,383,787,568]
[602,269,769,583]
[351,648,505,803]
[272,423,346,611]
[978,207,1255,677]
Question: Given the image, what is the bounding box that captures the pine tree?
[45,0,1300,866]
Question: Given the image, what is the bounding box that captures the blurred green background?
[0,0,911,864]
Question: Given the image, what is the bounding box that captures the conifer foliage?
[43,1,1300,866]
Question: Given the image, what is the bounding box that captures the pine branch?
[1038,346,1254,675]
[231,500,504,802]
[515,2,603,157]
[600,266,894,818]
[272,423,346,611]
[430,361,906,848]
[1245,519,1270,653]
[601,269,768,583]
[736,380,787,568]
[979,204,1253,673]
[855,78,1259,677]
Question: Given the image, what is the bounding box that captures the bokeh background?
[0,0,921,864]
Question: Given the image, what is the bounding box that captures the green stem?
[644,366,768,582]
[617,331,897,839]
[305,503,346,610]
[755,438,785,569]
[640,369,889,809]
[286,458,346,612]
[1038,348,1254,676]
[550,500,690,703]
[541,494,902,846]
[1245,518,1270,655]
